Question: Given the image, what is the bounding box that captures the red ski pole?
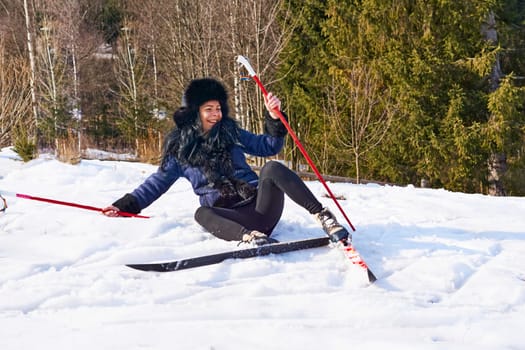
[16,193,149,218]
[236,55,355,232]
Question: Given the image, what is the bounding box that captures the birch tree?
[227,0,295,134]
[114,20,153,158]
[22,0,38,140]
[37,16,67,154]
[125,0,171,158]
[49,0,90,156]
[327,63,396,182]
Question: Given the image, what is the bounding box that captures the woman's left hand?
[102,205,121,217]
[264,92,281,120]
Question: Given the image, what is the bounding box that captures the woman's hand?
[102,205,120,217]
[264,92,281,120]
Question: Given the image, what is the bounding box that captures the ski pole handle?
[236,56,270,97]
[236,56,256,77]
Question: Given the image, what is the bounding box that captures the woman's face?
[199,100,222,132]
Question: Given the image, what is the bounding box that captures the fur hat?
[173,78,230,128]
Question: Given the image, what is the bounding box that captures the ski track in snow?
[1,147,524,350]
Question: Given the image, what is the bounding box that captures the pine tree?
[277,0,334,173]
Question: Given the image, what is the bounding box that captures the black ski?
[127,236,330,272]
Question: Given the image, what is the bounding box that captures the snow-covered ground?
[0,146,524,350]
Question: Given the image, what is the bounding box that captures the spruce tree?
[279,0,525,193]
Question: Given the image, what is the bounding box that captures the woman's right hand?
[102,205,120,217]
[264,92,282,120]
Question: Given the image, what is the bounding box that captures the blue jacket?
[130,128,285,210]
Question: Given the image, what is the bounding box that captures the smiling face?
[199,100,222,132]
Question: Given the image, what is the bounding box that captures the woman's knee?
[260,160,287,178]
[194,206,210,224]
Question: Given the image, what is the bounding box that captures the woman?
[103,78,349,246]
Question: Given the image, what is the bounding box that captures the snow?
[0,146,524,350]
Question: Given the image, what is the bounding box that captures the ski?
[127,236,330,272]
[337,240,377,283]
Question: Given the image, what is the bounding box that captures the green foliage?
[5,0,524,193]
[116,98,161,144]
[279,0,525,193]
[485,76,525,194]
[486,75,525,153]
[97,0,124,44]
[12,125,36,162]
[435,88,488,191]
[37,103,74,145]
[277,0,333,172]
[504,148,525,196]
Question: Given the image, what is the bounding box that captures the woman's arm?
[238,91,288,157]
[103,156,182,216]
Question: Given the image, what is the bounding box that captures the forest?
[1,0,524,195]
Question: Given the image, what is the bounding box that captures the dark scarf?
[162,112,256,208]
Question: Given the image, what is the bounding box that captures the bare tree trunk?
[488,153,506,196]
[43,0,101,159]
[151,45,159,108]
[64,0,82,156]
[354,149,360,184]
[230,0,245,127]
[71,44,81,154]
[40,22,60,154]
[22,0,38,137]
[0,42,32,146]
[483,11,506,196]
[121,25,139,154]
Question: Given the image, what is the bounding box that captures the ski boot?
[240,230,278,246]
[315,207,351,243]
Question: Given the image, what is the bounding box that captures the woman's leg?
[256,161,349,242]
[194,199,283,241]
[256,161,323,216]
[195,161,327,242]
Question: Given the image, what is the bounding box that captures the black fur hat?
[184,78,228,109]
[173,78,230,128]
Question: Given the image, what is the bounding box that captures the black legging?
[194,161,323,241]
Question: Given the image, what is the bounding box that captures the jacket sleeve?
[238,130,285,158]
[238,110,288,156]
[263,110,288,137]
[127,155,182,211]
[112,193,142,214]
